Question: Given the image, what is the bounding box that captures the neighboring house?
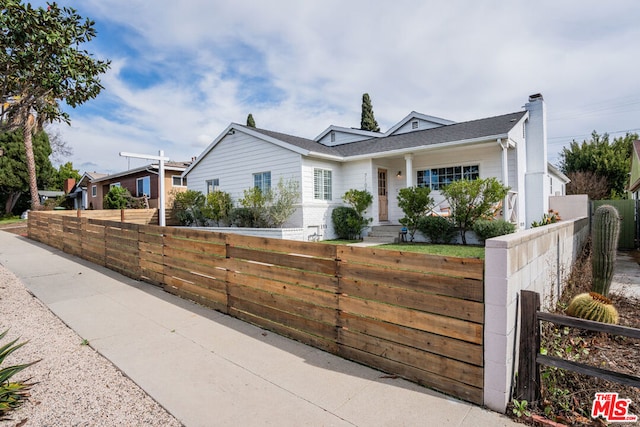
[88,162,190,210]
[184,93,564,240]
[548,163,570,197]
[628,140,640,200]
[68,172,108,210]
[38,190,65,205]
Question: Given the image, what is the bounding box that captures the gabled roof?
[331,111,527,158]
[314,125,383,142]
[548,163,570,184]
[76,172,108,188]
[255,111,526,158]
[92,161,191,183]
[384,111,456,135]
[185,110,528,175]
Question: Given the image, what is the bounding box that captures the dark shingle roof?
[333,111,527,157]
[240,111,526,159]
[240,126,342,156]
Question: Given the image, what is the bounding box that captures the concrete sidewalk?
[0,231,518,427]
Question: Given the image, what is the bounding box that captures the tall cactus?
[591,205,621,297]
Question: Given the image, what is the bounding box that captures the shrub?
[268,178,301,227]
[172,190,205,226]
[397,186,434,241]
[417,216,456,244]
[103,186,131,209]
[238,187,270,227]
[332,206,360,239]
[202,190,233,226]
[342,189,373,238]
[472,219,516,241]
[441,177,509,245]
[228,207,256,228]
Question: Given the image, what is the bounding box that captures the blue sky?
[32,0,640,174]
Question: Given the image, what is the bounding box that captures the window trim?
[253,171,271,194]
[313,168,332,201]
[206,178,220,194]
[91,185,97,197]
[136,176,151,197]
[172,176,186,187]
[416,164,480,191]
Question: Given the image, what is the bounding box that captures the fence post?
[516,290,541,403]
[120,209,125,222]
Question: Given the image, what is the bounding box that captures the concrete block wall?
[483,217,589,412]
[550,194,589,221]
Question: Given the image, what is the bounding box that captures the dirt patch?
[511,242,640,426]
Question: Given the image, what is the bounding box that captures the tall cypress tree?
[246,113,256,128]
[360,93,380,132]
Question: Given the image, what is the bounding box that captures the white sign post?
[119,150,170,226]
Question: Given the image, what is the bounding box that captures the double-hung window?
[206,179,219,194]
[314,169,332,200]
[253,172,271,193]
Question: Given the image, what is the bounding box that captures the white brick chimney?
[524,93,550,228]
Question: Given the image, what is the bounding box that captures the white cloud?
[42,0,640,172]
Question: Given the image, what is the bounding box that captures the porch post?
[404,154,414,187]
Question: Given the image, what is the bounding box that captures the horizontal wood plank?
[163,252,228,280]
[227,272,338,308]
[339,263,483,302]
[227,233,338,259]
[164,278,227,313]
[337,345,483,405]
[339,277,483,323]
[226,258,338,293]
[537,354,640,388]
[228,284,338,325]
[228,246,337,275]
[340,312,483,366]
[229,305,338,351]
[339,328,483,388]
[538,312,640,339]
[164,234,226,256]
[340,296,483,345]
[164,265,227,293]
[337,246,484,280]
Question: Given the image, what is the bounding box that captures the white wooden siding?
[390,119,446,135]
[187,132,302,204]
[317,130,374,146]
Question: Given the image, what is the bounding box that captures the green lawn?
[380,243,485,259]
[0,216,26,226]
[320,240,484,259]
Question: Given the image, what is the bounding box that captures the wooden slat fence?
[27,211,485,405]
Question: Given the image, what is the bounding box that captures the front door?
[378,169,388,221]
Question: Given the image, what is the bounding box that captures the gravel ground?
[0,264,183,427]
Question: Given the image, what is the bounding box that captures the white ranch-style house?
[183,94,569,240]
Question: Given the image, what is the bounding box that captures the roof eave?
[344,134,509,161]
